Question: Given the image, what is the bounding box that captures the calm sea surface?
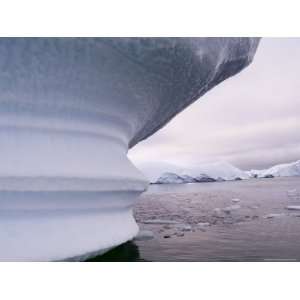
[88,177,300,261]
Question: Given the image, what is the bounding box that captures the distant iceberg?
[182,161,250,181]
[248,160,300,178]
[156,172,189,184]
[155,172,216,184]
[134,161,184,183]
[141,161,250,184]
[152,159,300,185]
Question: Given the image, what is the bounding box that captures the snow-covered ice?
[249,160,300,178]
[140,159,300,185]
[175,224,192,231]
[183,161,250,181]
[154,172,215,184]
[194,174,216,183]
[140,160,251,183]
[222,204,241,213]
[0,38,259,261]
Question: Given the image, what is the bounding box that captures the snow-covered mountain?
[143,159,300,184]
[249,160,300,178]
[134,161,183,183]
[180,174,198,183]
[155,172,216,184]
[156,172,188,184]
[194,174,217,183]
[182,161,250,181]
[137,160,250,183]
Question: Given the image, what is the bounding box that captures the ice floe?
[286,206,300,211]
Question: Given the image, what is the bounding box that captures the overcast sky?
[129,38,300,170]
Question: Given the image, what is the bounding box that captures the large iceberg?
[0,38,259,261]
[248,160,300,178]
[154,172,216,184]
[156,172,189,184]
[183,161,250,181]
[140,160,250,183]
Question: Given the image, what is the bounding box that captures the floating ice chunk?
[175,232,185,237]
[263,213,285,219]
[286,206,300,211]
[197,222,210,227]
[290,213,300,217]
[163,225,172,230]
[232,198,240,203]
[134,230,154,241]
[175,224,192,231]
[142,219,179,225]
[213,208,224,217]
[222,204,241,213]
[0,38,260,261]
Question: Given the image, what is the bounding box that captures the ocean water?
[88,177,300,261]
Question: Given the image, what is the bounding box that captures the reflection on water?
[86,241,145,262]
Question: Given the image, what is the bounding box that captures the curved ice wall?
[0,38,259,261]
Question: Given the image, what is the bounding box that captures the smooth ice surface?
[0,38,259,260]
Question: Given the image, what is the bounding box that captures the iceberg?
[194,174,217,182]
[180,174,198,183]
[184,161,250,181]
[154,172,215,184]
[248,160,300,178]
[154,172,218,184]
[156,172,187,184]
[139,161,251,183]
[136,161,184,183]
[0,38,259,261]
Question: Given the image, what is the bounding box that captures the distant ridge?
[248,160,300,178]
[136,159,300,184]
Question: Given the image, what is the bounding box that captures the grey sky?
[129,38,300,170]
